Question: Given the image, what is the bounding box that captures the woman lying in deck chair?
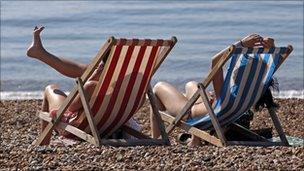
[27,26,141,145]
[151,33,278,147]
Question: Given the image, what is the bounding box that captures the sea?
[1,1,303,100]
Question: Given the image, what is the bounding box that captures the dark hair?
[254,78,279,111]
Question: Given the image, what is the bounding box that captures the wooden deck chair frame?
[159,45,293,147]
[33,36,177,147]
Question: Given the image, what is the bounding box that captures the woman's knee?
[43,84,67,110]
[44,84,60,92]
[153,81,171,94]
[185,81,198,90]
[152,82,172,111]
[43,84,67,100]
[44,84,59,97]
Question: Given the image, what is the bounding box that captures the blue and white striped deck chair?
[160,45,293,147]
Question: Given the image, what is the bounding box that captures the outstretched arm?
[27,26,88,78]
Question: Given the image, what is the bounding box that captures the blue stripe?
[186,48,285,130]
[221,54,259,125]
[257,48,264,53]
[268,47,275,53]
[215,54,248,118]
[245,54,271,109]
[226,47,286,55]
[274,48,285,71]
[279,47,286,54]
[235,48,242,54]
[188,54,248,128]
[221,54,271,126]
[204,54,270,129]
[186,54,241,127]
[258,52,281,102]
[247,48,253,54]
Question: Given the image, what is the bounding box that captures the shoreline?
[1,90,304,100]
[0,99,303,170]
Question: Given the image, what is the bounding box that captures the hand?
[241,33,263,47]
[89,62,104,81]
[96,62,104,72]
[261,37,275,48]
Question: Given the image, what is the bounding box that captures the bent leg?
[185,81,210,146]
[185,81,202,102]
[150,82,188,138]
[40,84,67,145]
[185,81,209,118]
[44,84,67,111]
[153,82,188,115]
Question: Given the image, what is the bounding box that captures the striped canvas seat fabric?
[75,39,172,137]
[186,47,289,129]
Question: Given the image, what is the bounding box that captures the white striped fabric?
[74,38,171,137]
[186,47,288,129]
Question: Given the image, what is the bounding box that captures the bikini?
[49,109,80,137]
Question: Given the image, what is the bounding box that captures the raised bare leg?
[27,26,46,58]
[150,95,165,138]
[26,26,87,78]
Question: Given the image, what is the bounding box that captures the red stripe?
[101,45,147,136]
[104,41,161,135]
[124,41,163,123]
[77,45,123,130]
[95,45,135,131]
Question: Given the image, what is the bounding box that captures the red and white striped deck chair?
[34,36,177,147]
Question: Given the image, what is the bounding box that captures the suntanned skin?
[27,26,104,144]
[28,26,147,145]
[27,27,88,78]
[150,33,275,147]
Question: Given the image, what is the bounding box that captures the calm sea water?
[1,1,303,99]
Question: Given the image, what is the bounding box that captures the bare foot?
[26,26,46,58]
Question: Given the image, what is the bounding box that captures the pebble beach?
[0,98,303,170]
[1,1,303,170]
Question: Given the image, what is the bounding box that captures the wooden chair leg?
[198,83,227,146]
[147,85,170,145]
[34,87,79,145]
[121,125,152,139]
[165,90,200,134]
[160,111,223,147]
[268,107,289,146]
[77,78,102,147]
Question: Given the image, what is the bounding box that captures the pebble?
[0,99,303,170]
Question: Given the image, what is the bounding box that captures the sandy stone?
[0,99,303,170]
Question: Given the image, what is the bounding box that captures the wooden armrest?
[37,111,52,122]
